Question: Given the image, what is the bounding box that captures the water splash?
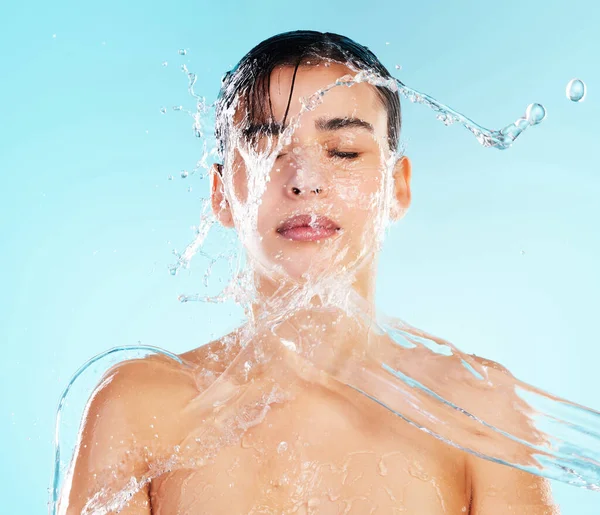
[49,300,600,514]
[51,54,599,514]
[396,77,546,149]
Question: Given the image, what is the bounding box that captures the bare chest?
[149,384,470,514]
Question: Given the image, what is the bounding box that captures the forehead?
[235,62,388,141]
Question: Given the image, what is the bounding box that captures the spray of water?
[49,47,599,514]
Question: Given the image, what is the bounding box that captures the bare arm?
[59,363,153,514]
[462,354,560,514]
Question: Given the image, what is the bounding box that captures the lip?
[276,214,341,242]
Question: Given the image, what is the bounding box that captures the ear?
[390,156,412,222]
[210,163,234,228]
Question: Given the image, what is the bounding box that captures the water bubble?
[180,170,189,178]
[159,107,167,115]
[525,103,546,125]
[162,61,168,67]
[178,49,187,56]
[566,78,586,102]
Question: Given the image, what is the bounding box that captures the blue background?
[1,0,599,512]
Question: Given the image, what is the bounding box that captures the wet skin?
[63,62,558,514]
[64,329,556,514]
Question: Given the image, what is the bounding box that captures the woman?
[61,31,557,514]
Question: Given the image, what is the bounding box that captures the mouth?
[276,214,341,242]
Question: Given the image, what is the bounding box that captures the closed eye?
[328,150,360,160]
[276,150,361,160]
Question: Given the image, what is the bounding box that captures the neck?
[246,260,379,363]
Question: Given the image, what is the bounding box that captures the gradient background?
[1,0,599,513]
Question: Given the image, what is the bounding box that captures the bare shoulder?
[463,356,559,514]
[63,335,246,513]
[97,327,243,408]
[62,355,199,513]
[75,354,199,460]
[97,354,197,410]
[92,328,243,425]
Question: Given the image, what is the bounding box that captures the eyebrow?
[243,116,374,140]
[315,116,374,133]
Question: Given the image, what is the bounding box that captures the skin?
[62,63,558,514]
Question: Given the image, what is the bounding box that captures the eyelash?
[328,150,360,160]
[276,150,361,160]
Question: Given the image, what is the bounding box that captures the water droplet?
[307,497,320,509]
[162,61,168,67]
[520,250,525,255]
[187,186,192,193]
[408,461,429,481]
[169,267,177,276]
[180,170,188,178]
[168,174,173,181]
[385,42,390,45]
[277,441,288,454]
[525,103,546,125]
[181,64,188,73]
[566,78,586,102]
[436,113,454,126]
[395,64,402,70]
[178,49,187,56]
[173,105,183,111]
[160,107,167,115]
[52,34,57,39]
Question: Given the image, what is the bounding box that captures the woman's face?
[212,62,411,284]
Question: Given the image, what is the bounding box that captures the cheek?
[335,170,383,212]
[255,175,285,231]
[229,152,249,204]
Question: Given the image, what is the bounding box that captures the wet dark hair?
[215,30,401,160]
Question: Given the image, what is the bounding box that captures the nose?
[283,165,328,199]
